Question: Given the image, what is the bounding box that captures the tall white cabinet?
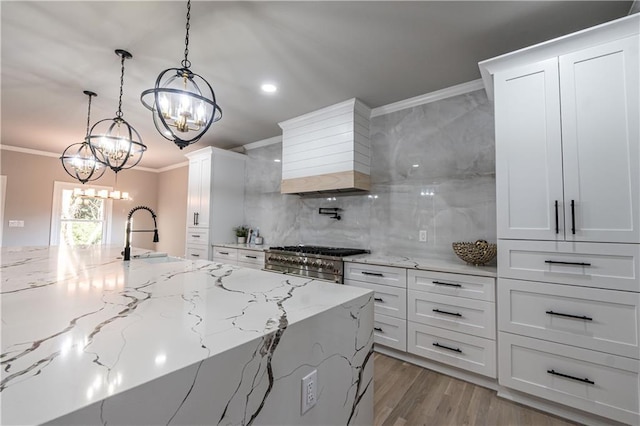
[184,147,246,260]
[480,14,640,425]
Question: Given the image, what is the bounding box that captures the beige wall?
[1,150,159,249]
[156,165,188,257]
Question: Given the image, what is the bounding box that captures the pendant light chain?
[182,0,192,69]
[116,53,126,118]
[85,93,94,137]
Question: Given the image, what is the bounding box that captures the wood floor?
[373,353,580,426]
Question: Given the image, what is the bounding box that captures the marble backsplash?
[243,89,496,261]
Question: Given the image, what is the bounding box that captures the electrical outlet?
[301,369,317,414]
[419,230,427,242]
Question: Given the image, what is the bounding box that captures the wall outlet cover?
[419,229,427,242]
[301,369,317,414]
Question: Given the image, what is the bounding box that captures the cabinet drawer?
[345,280,406,320]
[344,262,407,288]
[499,332,640,425]
[408,322,496,378]
[408,270,495,302]
[237,249,265,266]
[408,291,495,339]
[374,314,406,352]
[237,261,262,270]
[212,246,238,262]
[186,245,208,261]
[498,278,640,359]
[498,240,640,292]
[186,228,209,245]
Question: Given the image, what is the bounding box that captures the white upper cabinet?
[492,30,639,243]
[495,58,564,240]
[559,36,639,243]
[186,152,212,228]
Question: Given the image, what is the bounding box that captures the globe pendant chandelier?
[140,0,221,150]
[60,90,106,184]
[88,49,146,173]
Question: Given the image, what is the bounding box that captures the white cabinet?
[184,147,246,260]
[494,35,639,244]
[344,262,407,352]
[237,249,265,270]
[481,14,640,424]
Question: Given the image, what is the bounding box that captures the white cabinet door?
[198,155,212,228]
[495,58,564,241]
[186,157,202,227]
[560,36,640,244]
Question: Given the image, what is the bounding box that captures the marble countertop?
[344,253,497,277]
[0,245,371,425]
[213,242,270,251]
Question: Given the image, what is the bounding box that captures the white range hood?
[278,98,371,195]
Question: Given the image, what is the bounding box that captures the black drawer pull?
[547,369,594,385]
[433,342,462,353]
[192,234,200,238]
[545,260,591,266]
[245,255,257,259]
[546,311,593,321]
[191,254,200,257]
[554,200,559,234]
[219,251,229,255]
[362,271,384,277]
[433,308,462,317]
[570,200,576,234]
[374,327,383,332]
[433,281,462,288]
[374,297,384,302]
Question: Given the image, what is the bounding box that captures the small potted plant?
[233,225,249,244]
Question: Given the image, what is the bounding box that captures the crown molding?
[370,79,484,118]
[1,144,160,173]
[243,135,282,151]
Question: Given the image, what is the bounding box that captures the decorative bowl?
[452,240,497,266]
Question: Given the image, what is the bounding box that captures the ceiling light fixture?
[73,187,131,201]
[261,83,277,93]
[60,90,106,184]
[88,49,146,173]
[141,0,221,150]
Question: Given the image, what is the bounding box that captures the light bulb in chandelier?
[88,49,146,173]
[60,90,106,184]
[140,0,221,150]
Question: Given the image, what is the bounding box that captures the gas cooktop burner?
[268,246,369,257]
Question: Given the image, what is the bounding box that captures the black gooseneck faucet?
[123,206,159,261]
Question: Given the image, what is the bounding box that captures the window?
[50,181,113,246]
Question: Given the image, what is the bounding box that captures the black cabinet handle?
[191,253,200,257]
[546,311,593,321]
[362,271,384,277]
[219,251,230,255]
[192,234,200,238]
[571,200,576,234]
[433,308,462,317]
[555,200,559,234]
[374,297,384,302]
[545,260,591,266]
[374,327,383,332]
[193,212,197,225]
[547,369,594,385]
[433,342,462,353]
[245,255,258,259]
[433,281,462,288]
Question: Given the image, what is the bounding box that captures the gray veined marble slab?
[345,253,497,277]
[1,245,373,425]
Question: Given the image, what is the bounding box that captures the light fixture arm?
[182,0,192,69]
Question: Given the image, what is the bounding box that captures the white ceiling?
[1,1,632,169]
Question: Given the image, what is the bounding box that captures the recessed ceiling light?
[261,83,277,93]
[274,159,281,163]
[412,164,420,168]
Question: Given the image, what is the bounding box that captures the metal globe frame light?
[140,0,221,150]
[60,90,106,184]
[88,49,146,173]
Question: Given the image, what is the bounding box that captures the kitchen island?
[0,246,373,425]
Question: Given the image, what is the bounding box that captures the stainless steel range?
[265,246,369,283]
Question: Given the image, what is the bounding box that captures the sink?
[140,256,184,264]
